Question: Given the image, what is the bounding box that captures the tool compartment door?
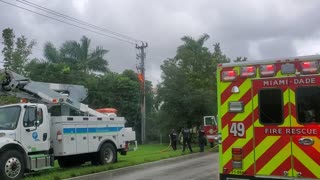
[289,75,320,178]
[252,78,292,177]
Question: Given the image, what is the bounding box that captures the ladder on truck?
[0,70,106,117]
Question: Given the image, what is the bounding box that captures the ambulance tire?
[98,143,116,165]
[0,150,25,180]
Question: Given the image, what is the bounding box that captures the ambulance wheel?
[0,150,25,180]
[98,143,116,165]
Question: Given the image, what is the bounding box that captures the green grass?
[23,144,216,180]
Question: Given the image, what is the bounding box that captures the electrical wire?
[16,0,142,43]
[0,0,136,45]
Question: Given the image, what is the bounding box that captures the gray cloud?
[1,0,320,85]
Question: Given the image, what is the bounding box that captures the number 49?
[230,122,245,137]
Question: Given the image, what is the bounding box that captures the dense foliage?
[155,34,232,137]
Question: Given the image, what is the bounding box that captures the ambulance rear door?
[252,77,292,178]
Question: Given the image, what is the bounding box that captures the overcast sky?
[1,0,320,86]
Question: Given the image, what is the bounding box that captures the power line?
[16,0,142,43]
[0,0,136,45]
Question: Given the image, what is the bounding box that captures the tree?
[1,28,35,74]
[212,43,230,64]
[157,34,217,132]
[59,36,109,73]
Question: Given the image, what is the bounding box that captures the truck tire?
[0,150,25,180]
[97,143,116,165]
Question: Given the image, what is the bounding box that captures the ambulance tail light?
[57,131,62,142]
[222,70,237,81]
[232,147,243,169]
[260,64,275,77]
[301,61,318,74]
[240,66,256,78]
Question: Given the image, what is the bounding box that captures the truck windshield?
[0,106,21,130]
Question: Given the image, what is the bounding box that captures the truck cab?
[0,103,52,180]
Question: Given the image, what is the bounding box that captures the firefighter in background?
[198,125,206,152]
[169,128,178,151]
[182,126,193,153]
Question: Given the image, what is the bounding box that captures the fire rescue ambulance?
[217,55,320,180]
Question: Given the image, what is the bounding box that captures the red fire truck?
[203,116,218,147]
[217,55,320,179]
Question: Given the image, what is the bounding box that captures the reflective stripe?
[63,127,123,134]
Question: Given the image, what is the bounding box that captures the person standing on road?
[169,128,178,151]
[198,125,205,152]
[182,126,193,153]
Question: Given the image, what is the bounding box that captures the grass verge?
[23,144,217,180]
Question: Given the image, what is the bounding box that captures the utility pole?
[136,42,148,144]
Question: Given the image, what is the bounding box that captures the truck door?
[252,78,292,177]
[289,75,320,179]
[20,106,50,153]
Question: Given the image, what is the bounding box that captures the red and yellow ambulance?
[217,55,320,180]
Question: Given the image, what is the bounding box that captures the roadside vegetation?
[23,144,217,180]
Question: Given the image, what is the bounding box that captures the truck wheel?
[98,143,116,165]
[0,150,25,180]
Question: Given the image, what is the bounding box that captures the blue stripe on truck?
[63,127,123,134]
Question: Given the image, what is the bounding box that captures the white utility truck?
[0,70,137,180]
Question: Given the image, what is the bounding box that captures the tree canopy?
[156,34,232,134]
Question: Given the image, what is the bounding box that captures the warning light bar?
[300,61,318,74]
[240,66,256,78]
[260,64,275,77]
[222,70,237,81]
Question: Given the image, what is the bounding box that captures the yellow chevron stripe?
[288,89,303,127]
[221,79,251,116]
[254,136,279,159]
[257,142,291,175]
[222,125,254,167]
[292,143,320,177]
[289,88,296,106]
[220,81,231,98]
[283,89,289,104]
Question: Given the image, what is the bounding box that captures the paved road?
[68,152,219,180]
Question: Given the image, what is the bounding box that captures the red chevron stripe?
[222,108,258,153]
[271,156,291,176]
[255,136,290,173]
[221,89,253,128]
[293,157,316,178]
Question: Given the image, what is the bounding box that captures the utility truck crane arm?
[0,70,106,117]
